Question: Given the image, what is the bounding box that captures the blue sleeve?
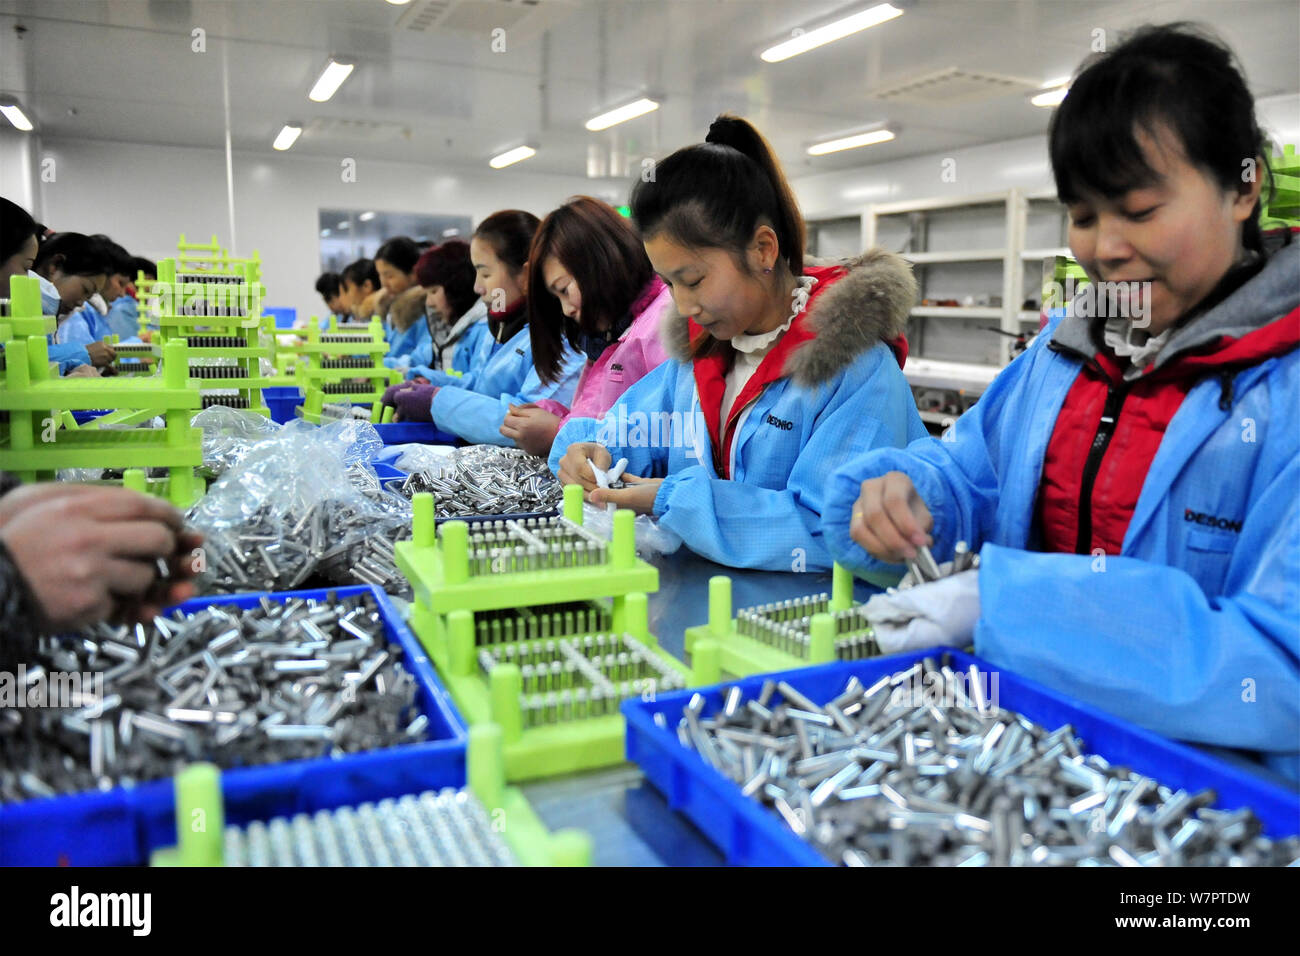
[431,348,585,447]
[548,361,679,478]
[47,341,92,373]
[55,309,97,348]
[402,325,434,372]
[975,457,1300,758]
[652,359,925,573]
[822,339,1044,579]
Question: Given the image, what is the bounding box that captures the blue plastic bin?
[262,386,303,425]
[69,409,112,425]
[374,421,459,445]
[623,649,1300,866]
[0,585,468,867]
[264,307,297,330]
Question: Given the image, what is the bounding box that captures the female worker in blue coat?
[823,24,1300,779]
[551,116,925,572]
[382,210,584,445]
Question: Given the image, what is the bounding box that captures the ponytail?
[630,113,805,277]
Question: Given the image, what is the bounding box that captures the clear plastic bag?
[191,405,282,477]
[578,501,681,559]
[187,424,411,595]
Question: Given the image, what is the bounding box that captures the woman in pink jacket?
[500,196,672,456]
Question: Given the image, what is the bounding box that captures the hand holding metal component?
[900,540,980,590]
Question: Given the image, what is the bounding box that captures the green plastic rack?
[396,485,721,781]
[1264,144,1299,229]
[681,565,882,679]
[295,319,397,424]
[0,333,202,506]
[151,724,591,867]
[148,256,275,416]
[2,274,57,340]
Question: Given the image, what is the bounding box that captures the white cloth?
[1102,317,1172,379]
[862,569,981,653]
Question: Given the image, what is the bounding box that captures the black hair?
[340,257,379,291]
[1049,22,1273,254]
[374,236,421,274]
[89,234,133,276]
[473,210,540,276]
[630,114,805,278]
[315,271,341,298]
[1,197,39,263]
[131,256,157,279]
[32,232,109,278]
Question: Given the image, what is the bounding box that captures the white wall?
[32,138,601,324]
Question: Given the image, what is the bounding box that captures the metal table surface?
[519,549,879,867]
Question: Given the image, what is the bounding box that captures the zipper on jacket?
[1075,379,1130,554]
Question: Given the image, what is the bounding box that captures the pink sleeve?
[531,398,571,418]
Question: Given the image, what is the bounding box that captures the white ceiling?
[1,0,1296,180]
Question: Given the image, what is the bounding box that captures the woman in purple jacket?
[500,196,671,457]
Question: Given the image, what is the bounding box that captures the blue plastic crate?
[264,307,297,330]
[69,409,112,425]
[262,386,302,425]
[374,421,459,445]
[623,649,1300,866]
[0,584,468,867]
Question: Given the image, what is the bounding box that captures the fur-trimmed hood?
[659,248,916,386]
[389,285,429,333]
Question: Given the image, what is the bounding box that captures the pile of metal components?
[393,446,562,519]
[675,656,1300,866]
[478,629,686,727]
[899,542,979,590]
[736,594,879,661]
[317,403,374,422]
[0,592,428,803]
[440,516,609,576]
[223,788,516,867]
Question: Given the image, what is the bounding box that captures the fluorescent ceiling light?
[441,228,461,237]
[1031,85,1069,108]
[489,145,536,169]
[807,128,895,155]
[0,103,33,132]
[761,3,902,63]
[585,97,660,131]
[321,229,331,237]
[272,124,302,150]
[309,60,355,103]
[337,221,349,229]
[359,211,376,221]
[386,0,412,5]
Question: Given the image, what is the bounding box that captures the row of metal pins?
[224,788,516,867]
[473,605,610,646]
[184,335,246,349]
[188,366,250,379]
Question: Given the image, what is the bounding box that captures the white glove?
[863,569,981,654]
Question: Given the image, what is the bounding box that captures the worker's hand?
[0,487,199,629]
[862,570,980,654]
[381,380,420,407]
[0,483,115,530]
[85,341,116,367]
[500,404,561,457]
[850,471,934,563]
[392,385,438,423]
[66,364,101,378]
[556,442,611,493]
[588,473,661,516]
[410,375,431,385]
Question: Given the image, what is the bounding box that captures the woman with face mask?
[823,24,1299,780]
[381,211,585,446]
[552,115,925,571]
[29,231,114,373]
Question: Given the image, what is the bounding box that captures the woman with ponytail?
[823,24,1299,779]
[552,115,925,571]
